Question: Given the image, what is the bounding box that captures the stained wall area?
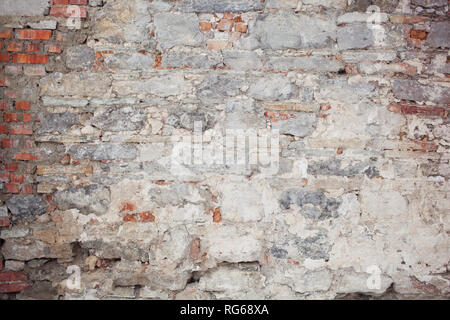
[0,0,449,299]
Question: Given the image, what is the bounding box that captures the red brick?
[22,113,32,122]
[0,124,8,134]
[21,184,33,194]
[10,174,24,183]
[0,53,10,62]
[13,53,49,64]
[0,29,13,39]
[0,76,7,87]
[17,30,52,41]
[389,105,447,117]
[0,217,10,227]
[0,260,3,271]
[213,208,222,223]
[16,101,30,111]
[25,43,41,53]
[0,271,28,282]
[410,29,427,40]
[138,211,155,222]
[52,0,69,4]
[235,23,248,33]
[217,19,234,32]
[14,153,39,161]
[5,162,19,171]
[0,173,10,183]
[0,282,30,293]
[2,138,13,148]
[6,42,22,52]
[5,183,19,193]
[49,6,87,18]
[4,113,19,122]
[70,0,88,4]
[0,101,7,110]
[47,44,62,53]
[199,22,212,32]
[9,125,33,135]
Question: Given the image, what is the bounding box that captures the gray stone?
[104,52,155,70]
[27,20,58,30]
[92,107,146,132]
[1,228,29,239]
[66,46,96,70]
[4,260,25,271]
[54,185,111,215]
[40,72,112,98]
[154,13,203,49]
[427,21,450,48]
[338,25,374,50]
[0,0,49,16]
[6,195,47,220]
[307,159,378,177]
[337,12,388,25]
[113,72,192,97]
[337,25,374,50]
[0,206,7,217]
[317,79,376,103]
[82,240,149,261]
[197,74,244,99]
[280,189,341,220]
[252,12,337,50]
[91,0,152,44]
[223,51,263,70]
[179,112,217,131]
[302,0,346,8]
[162,51,222,69]
[266,0,299,9]
[38,113,79,134]
[271,113,316,137]
[181,0,265,12]
[266,56,344,72]
[69,144,137,161]
[296,233,332,260]
[393,80,450,104]
[41,97,89,107]
[341,50,397,63]
[248,75,294,100]
[2,239,73,261]
[411,0,447,7]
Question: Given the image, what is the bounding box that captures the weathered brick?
[0,29,13,39]
[12,53,49,64]
[0,52,10,62]
[16,101,30,111]
[6,42,22,52]
[49,6,87,18]
[17,30,52,40]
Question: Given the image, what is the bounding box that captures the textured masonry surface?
[0,0,449,299]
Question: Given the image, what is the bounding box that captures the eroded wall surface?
[0,0,449,299]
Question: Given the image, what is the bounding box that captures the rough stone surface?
[154,13,203,49]
[427,21,450,48]
[6,196,47,220]
[66,46,96,70]
[54,185,111,215]
[252,12,337,49]
[0,0,49,16]
[0,0,449,301]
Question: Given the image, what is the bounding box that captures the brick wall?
[0,0,449,300]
